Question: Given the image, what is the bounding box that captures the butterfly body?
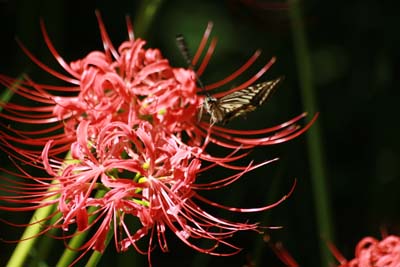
[203,77,283,124]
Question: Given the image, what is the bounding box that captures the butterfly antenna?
[176,34,218,123]
[176,34,210,97]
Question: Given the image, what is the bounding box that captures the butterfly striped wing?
[205,77,283,124]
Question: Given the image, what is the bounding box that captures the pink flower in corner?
[331,235,400,267]
[0,11,316,265]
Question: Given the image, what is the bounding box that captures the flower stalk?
[289,0,333,266]
[6,181,59,267]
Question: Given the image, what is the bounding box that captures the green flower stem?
[289,0,334,266]
[6,187,58,267]
[34,212,63,263]
[134,0,165,38]
[0,75,22,112]
[56,190,106,267]
[6,152,72,267]
[85,224,114,267]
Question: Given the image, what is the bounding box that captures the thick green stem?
[289,0,334,266]
[33,212,63,264]
[56,190,106,267]
[6,190,58,267]
[85,226,114,267]
[6,153,71,267]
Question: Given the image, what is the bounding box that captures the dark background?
[1,0,399,266]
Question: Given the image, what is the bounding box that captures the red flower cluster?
[0,12,316,265]
[332,235,400,267]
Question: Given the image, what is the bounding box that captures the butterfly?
[176,34,282,124]
[203,77,283,124]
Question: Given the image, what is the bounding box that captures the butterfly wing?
[217,76,283,124]
[249,77,283,106]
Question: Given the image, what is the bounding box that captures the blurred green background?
[1,0,399,266]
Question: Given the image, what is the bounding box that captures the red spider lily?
[330,235,400,267]
[0,11,316,266]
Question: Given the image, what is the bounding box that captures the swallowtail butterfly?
[176,34,282,124]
